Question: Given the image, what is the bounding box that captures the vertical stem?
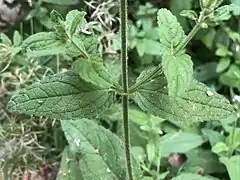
[30,19,34,35]
[120,0,134,180]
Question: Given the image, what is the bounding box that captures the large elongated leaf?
[7,71,115,119]
[21,32,65,53]
[162,54,193,98]
[157,9,186,54]
[172,173,219,180]
[220,155,240,180]
[42,0,79,5]
[57,146,83,180]
[159,132,204,157]
[132,68,234,123]
[61,119,141,180]
[75,54,114,88]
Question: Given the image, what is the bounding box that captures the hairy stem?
[120,0,134,179]
[174,23,202,55]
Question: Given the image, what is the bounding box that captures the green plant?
[5,0,240,180]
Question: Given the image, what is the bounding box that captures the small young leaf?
[61,119,141,179]
[216,58,231,73]
[219,64,240,88]
[65,33,98,57]
[13,31,22,46]
[50,10,67,39]
[57,146,83,180]
[146,139,156,162]
[230,0,240,16]
[214,5,232,22]
[132,69,234,123]
[7,71,115,119]
[75,54,114,88]
[220,155,240,180]
[162,54,193,98]
[157,8,186,54]
[0,33,12,46]
[211,142,229,155]
[65,10,87,37]
[21,32,65,54]
[180,10,198,21]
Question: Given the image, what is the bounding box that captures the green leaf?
[159,132,204,157]
[211,142,229,155]
[201,129,225,147]
[65,33,98,57]
[220,64,240,88]
[0,33,12,46]
[57,146,83,180]
[21,32,65,55]
[7,71,115,119]
[42,0,79,5]
[162,54,193,98]
[180,10,198,21]
[136,39,145,57]
[220,155,240,180]
[216,45,232,57]
[170,0,193,30]
[132,68,234,123]
[50,10,67,39]
[157,8,186,54]
[172,173,219,180]
[214,5,232,22]
[104,55,121,83]
[216,58,231,73]
[75,54,114,88]
[230,0,240,16]
[65,10,87,37]
[26,49,65,57]
[142,39,162,56]
[146,139,156,162]
[13,31,22,46]
[185,149,225,174]
[61,119,141,179]
[226,129,240,150]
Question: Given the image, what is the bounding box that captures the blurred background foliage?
[0,0,240,179]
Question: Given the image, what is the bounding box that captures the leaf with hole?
[7,71,115,120]
[61,119,141,180]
